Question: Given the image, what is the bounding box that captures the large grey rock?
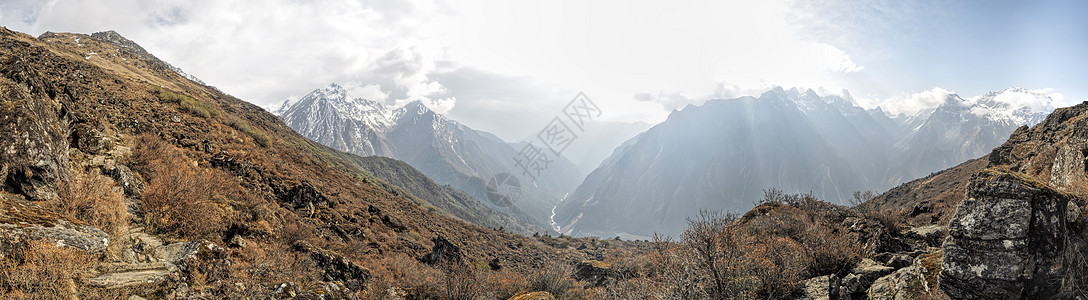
[105,164,144,198]
[0,54,71,201]
[802,275,839,300]
[940,170,1067,299]
[851,258,896,283]
[868,264,930,300]
[902,225,946,248]
[0,192,108,253]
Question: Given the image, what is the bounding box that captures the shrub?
[659,193,865,299]
[479,270,528,299]
[129,134,236,240]
[0,239,94,299]
[55,172,129,257]
[528,264,577,296]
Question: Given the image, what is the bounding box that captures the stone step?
[97,262,175,273]
[86,269,173,288]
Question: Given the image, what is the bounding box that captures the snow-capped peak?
[282,83,395,130]
[765,87,865,116]
[393,100,438,120]
[968,87,1055,126]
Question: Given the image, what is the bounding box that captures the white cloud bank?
[0,0,863,132]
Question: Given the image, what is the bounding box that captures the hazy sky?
[2,0,1085,167]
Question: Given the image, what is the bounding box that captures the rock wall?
[0,46,70,201]
[940,169,1068,299]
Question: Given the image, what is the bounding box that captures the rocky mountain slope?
[557,87,1059,238]
[276,84,583,229]
[0,27,646,299]
[346,155,546,235]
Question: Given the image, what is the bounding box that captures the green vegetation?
[156,89,221,118]
[226,117,272,147]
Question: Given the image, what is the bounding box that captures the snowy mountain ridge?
[555,86,1061,238]
[967,87,1055,127]
[276,83,583,231]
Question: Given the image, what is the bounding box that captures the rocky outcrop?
[573,260,618,287]
[0,49,70,201]
[843,216,908,254]
[939,169,1068,299]
[293,241,370,289]
[988,102,1088,193]
[280,181,329,209]
[0,192,108,253]
[421,236,463,266]
[868,264,930,300]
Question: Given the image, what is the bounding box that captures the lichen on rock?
[939,168,1068,299]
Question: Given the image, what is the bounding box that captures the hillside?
[0,27,650,298]
[347,155,546,235]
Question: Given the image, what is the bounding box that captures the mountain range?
[5,26,1088,298]
[274,84,582,231]
[554,86,1057,238]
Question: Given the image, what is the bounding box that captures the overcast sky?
[2,0,1086,169]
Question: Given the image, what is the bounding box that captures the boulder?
[280,181,328,209]
[902,225,946,248]
[939,169,1067,299]
[104,164,144,198]
[851,258,895,283]
[293,241,370,287]
[874,252,915,269]
[801,275,840,300]
[836,258,895,299]
[71,122,113,155]
[421,236,463,266]
[574,260,618,287]
[843,217,907,253]
[868,264,930,300]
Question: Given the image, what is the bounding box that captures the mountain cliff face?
[276,85,582,229]
[557,87,1059,238]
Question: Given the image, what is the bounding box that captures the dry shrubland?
[591,190,864,299]
[0,240,94,299]
[128,134,249,240]
[55,172,129,246]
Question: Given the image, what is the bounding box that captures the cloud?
[857,87,956,116]
[1,0,864,140]
[1030,88,1070,108]
[633,92,697,112]
[1,0,454,108]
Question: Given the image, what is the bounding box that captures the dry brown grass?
[0,240,95,299]
[54,172,129,256]
[128,134,242,240]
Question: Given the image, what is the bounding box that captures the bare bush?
[55,172,129,247]
[0,240,94,299]
[528,263,577,297]
[129,134,235,239]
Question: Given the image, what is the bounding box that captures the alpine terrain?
[556,86,1058,238]
[275,84,582,230]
